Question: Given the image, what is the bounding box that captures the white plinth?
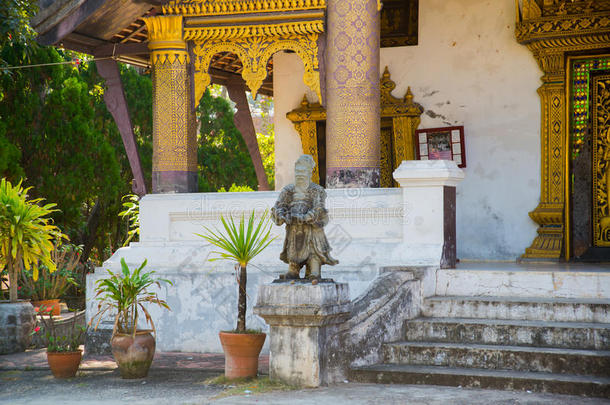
[393,160,465,267]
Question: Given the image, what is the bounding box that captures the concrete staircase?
[350,295,610,397]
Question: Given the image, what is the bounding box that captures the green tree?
[197,89,257,192]
[0,0,38,71]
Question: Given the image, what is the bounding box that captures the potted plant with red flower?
[33,305,86,378]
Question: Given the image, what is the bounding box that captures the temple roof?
[30,0,274,95]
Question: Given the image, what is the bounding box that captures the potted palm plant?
[90,258,172,379]
[0,178,63,354]
[33,305,86,378]
[196,209,275,379]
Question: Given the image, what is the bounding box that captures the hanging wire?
[0,56,115,71]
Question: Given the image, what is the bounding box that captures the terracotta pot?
[111,330,156,379]
[219,331,266,379]
[32,299,61,316]
[46,350,82,378]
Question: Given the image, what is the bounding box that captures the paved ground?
[1,349,608,405]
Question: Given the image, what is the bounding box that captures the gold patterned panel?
[286,68,423,186]
[144,15,197,174]
[515,1,610,260]
[380,121,393,187]
[593,75,610,246]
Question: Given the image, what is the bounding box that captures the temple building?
[32,0,610,396]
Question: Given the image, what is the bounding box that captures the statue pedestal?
[254,281,351,387]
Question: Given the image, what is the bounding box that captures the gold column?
[144,15,198,193]
[522,49,565,259]
[326,0,381,188]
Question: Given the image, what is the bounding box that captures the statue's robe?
[273,183,338,267]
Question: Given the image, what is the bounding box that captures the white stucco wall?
[274,0,541,260]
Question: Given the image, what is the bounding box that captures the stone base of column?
[152,171,198,193]
[326,168,380,188]
[254,281,351,387]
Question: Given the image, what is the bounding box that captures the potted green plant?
[0,178,64,354]
[20,242,81,316]
[196,209,275,379]
[90,258,172,379]
[33,305,87,378]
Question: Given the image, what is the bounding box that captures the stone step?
[404,318,610,350]
[435,266,610,299]
[349,364,610,398]
[423,296,610,323]
[383,341,610,376]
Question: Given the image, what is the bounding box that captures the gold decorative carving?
[286,68,423,186]
[144,15,197,174]
[521,0,542,20]
[183,22,324,41]
[516,11,610,43]
[515,1,610,260]
[380,122,393,187]
[192,32,321,102]
[162,0,325,103]
[164,0,327,16]
[593,75,610,246]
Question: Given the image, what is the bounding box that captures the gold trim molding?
[163,0,327,16]
[286,67,423,186]
[515,0,610,260]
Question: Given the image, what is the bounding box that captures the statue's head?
[294,154,315,189]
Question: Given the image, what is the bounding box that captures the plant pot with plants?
[90,258,172,379]
[33,304,87,378]
[21,243,81,316]
[0,178,64,355]
[197,210,275,379]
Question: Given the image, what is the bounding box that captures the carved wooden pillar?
[95,58,147,197]
[144,15,198,193]
[225,77,271,191]
[522,49,566,260]
[326,0,381,188]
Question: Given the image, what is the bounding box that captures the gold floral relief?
[593,75,610,246]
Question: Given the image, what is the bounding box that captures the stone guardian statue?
[271,155,338,280]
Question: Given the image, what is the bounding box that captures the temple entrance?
[569,55,610,261]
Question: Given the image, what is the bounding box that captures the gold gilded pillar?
[144,15,197,193]
[522,49,565,260]
[326,0,381,188]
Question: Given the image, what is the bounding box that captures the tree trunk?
[236,264,247,333]
[8,251,18,303]
[79,199,103,264]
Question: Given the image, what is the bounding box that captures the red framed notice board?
[415,126,466,168]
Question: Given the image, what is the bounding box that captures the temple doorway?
[569,55,610,261]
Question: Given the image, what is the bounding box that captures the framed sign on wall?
[415,126,466,168]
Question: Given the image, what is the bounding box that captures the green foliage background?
[0,0,275,264]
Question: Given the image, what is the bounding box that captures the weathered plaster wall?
[274,0,541,260]
[273,52,316,188]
